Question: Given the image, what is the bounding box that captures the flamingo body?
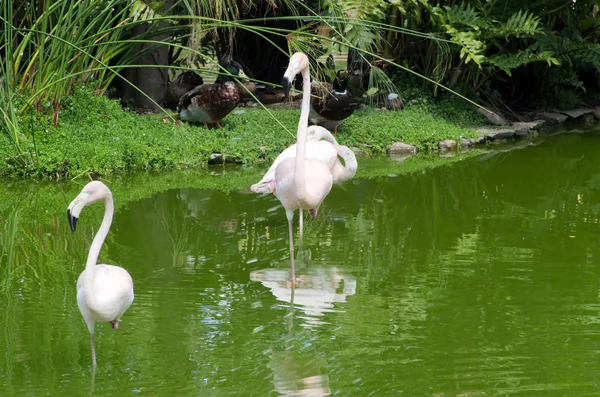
[76,264,133,333]
[251,126,357,194]
[256,52,344,284]
[273,157,333,215]
[67,180,134,367]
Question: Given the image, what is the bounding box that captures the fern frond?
[322,0,389,52]
[573,42,600,70]
[489,50,560,76]
[130,0,164,22]
[494,10,542,38]
[431,4,487,66]
[434,3,489,30]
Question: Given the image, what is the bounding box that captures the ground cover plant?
[0,86,483,178]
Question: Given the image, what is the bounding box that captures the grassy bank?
[1,87,485,178]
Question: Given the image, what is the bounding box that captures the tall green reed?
[0,0,183,167]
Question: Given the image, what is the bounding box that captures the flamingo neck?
[85,196,114,271]
[320,129,358,181]
[336,145,358,181]
[295,67,311,204]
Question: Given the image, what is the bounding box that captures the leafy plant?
[0,86,482,177]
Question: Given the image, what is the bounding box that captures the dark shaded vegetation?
[2,0,600,177]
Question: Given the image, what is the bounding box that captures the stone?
[581,114,595,125]
[208,153,242,165]
[535,112,568,124]
[385,93,403,111]
[559,108,594,120]
[510,123,531,136]
[460,136,486,147]
[477,128,517,140]
[531,119,547,130]
[438,140,457,151]
[209,153,224,165]
[225,156,241,164]
[387,142,417,155]
[477,108,508,126]
[209,153,241,165]
[461,138,475,147]
[593,106,600,120]
[351,147,369,157]
[511,120,545,132]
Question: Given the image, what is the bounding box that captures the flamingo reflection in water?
[250,266,356,325]
[252,266,356,395]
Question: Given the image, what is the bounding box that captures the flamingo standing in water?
[250,125,357,194]
[67,181,134,367]
[270,52,335,284]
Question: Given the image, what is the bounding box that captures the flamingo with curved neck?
[273,53,334,284]
[250,125,357,194]
[67,181,134,367]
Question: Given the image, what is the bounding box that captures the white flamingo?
[267,52,335,285]
[67,181,134,367]
[250,125,357,194]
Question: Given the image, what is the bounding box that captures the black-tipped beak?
[282,77,291,98]
[67,209,78,232]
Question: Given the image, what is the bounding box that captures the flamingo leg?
[203,122,209,129]
[216,121,223,129]
[288,219,296,285]
[90,334,97,367]
[299,208,304,243]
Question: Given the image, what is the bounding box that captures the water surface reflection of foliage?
[2,131,600,394]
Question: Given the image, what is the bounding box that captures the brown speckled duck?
[310,70,358,133]
[177,60,244,129]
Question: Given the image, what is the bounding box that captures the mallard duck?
[177,60,244,129]
[164,71,204,109]
[310,70,358,133]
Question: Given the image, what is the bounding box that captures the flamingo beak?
[309,209,317,217]
[282,76,292,98]
[67,209,78,232]
[67,194,88,232]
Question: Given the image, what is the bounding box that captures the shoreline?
[2,87,598,179]
[387,106,600,159]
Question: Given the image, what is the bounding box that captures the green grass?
[0,86,485,178]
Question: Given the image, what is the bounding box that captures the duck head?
[216,60,246,83]
[332,70,349,93]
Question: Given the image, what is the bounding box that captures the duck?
[177,60,244,129]
[164,71,204,110]
[310,69,359,133]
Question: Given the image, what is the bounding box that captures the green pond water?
[1,126,600,396]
